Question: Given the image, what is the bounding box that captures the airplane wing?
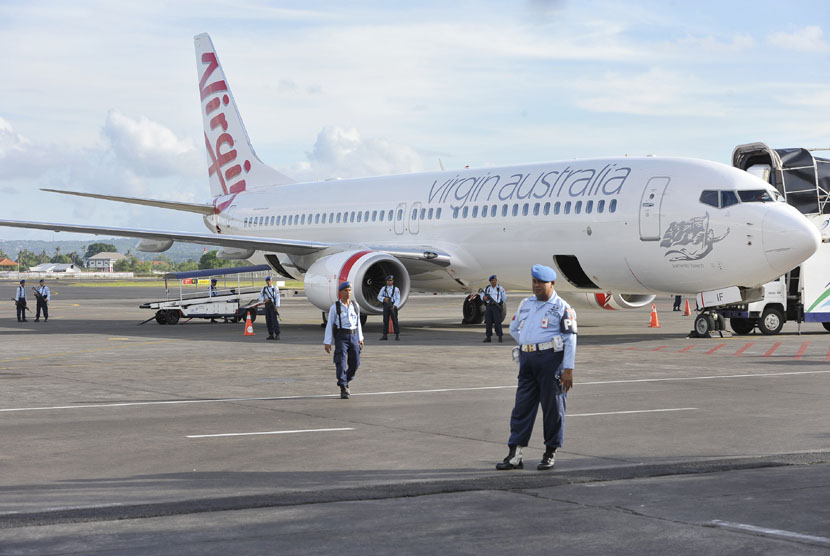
[40,189,215,215]
[0,219,451,265]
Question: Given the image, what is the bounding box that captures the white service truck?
[704,144,830,336]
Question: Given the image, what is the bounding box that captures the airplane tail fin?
[194,33,294,198]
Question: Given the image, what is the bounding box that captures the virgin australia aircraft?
[0,33,821,323]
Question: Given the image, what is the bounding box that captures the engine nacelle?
[217,247,255,260]
[136,238,174,253]
[304,250,410,314]
[566,292,656,311]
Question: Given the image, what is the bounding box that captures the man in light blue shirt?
[479,274,506,343]
[34,279,51,322]
[377,274,401,341]
[14,279,27,322]
[325,282,365,399]
[496,264,577,471]
[258,277,281,340]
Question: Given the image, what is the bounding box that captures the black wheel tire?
[247,308,257,322]
[462,296,485,324]
[730,317,755,335]
[758,308,784,335]
[360,313,368,326]
[694,314,714,337]
[155,311,167,325]
[166,310,181,325]
[823,322,830,333]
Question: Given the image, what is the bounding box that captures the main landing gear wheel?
[758,307,784,335]
[730,317,755,335]
[462,295,484,325]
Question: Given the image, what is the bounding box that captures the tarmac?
[0,280,829,555]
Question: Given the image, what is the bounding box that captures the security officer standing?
[480,274,506,343]
[258,276,280,340]
[34,279,50,322]
[209,278,219,323]
[14,279,27,322]
[496,264,577,471]
[377,274,401,341]
[324,282,364,399]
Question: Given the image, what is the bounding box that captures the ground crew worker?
[324,282,364,399]
[209,278,219,323]
[34,279,50,322]
[496,264,577,471]
[377,275,400,341]
[14,279,27,322]
[480,274,506,343]
[258,276,280,340]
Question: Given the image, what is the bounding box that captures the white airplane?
[0,33,821,328]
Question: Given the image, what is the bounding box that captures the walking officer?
[258,276,280,340]
[324,282,364,399]
[496,264,577,471]
[14,279,27,322]
[480,274,506,343]
[377,274,401,341]
[34,279,50,322]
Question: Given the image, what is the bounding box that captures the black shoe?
[537,450,556,470]
[483,337,491,343]
[379,335,388,341]
[274,335,280,340]
[34,319,39,322]
[395,334,399,341]
[340,386,350,399]
[498,336,503,343]
[266,336,274,340]
[495,446,523,470]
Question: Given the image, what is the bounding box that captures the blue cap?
[265,276,272,281]
[386,275,394,280]
[339,281,351,291]
[531,264,556,282]
[19,279,25,284]
[211,278,217,283]
[489,274,497,281]
[39,279,44,283]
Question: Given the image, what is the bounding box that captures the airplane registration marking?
[2,370,830,413]
[187,427,355,439]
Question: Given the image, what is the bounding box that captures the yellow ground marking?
[0,339,179,363]
[107,337,130,341]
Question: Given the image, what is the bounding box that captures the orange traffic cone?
[388,317,395,334]
[243,312,255,336]
[683,299,691,316]
[648,304,661,328]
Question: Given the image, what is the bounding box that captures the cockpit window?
[700,190,719,207]
[720,190,739,208]
[738,189,775,203]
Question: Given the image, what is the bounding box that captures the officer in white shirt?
[14,279,27,322]
[324,282,364,399]
[34,279,51,322]
[496,264,577,472]
[377,274,401,341]
[258,276,281,340]
[479,274,506,343]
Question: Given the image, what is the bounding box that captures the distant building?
[0,257,17,269]
[29,263,81,273]
[86,252,127,272]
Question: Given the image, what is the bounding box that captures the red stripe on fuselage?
[338,251,372,291]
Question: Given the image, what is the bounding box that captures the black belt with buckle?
[337,328,357,335]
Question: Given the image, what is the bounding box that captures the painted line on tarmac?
[3,371,830,414]
[187,427,355,439]
[763,342,782,357]
[569,408,696,417]
[733,342,753,356]
[793,341,810,359]
[705,343,726,355]
[709,520,830,546]
[0,339,179,363]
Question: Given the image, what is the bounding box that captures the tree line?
[1,242,245,274]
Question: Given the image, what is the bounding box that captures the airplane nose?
[762,207,820,274]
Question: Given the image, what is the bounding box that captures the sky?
[1,0,829,241]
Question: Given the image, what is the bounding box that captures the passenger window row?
[451,199,618,219]
[242,207,443,228]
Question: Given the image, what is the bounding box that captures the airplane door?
[409,202,421,234]
[394,202,406,235]
[639,177,670,241]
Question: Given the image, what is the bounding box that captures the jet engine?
[304,250,410,314]
[566,293,656,311]
[136,239,174,253]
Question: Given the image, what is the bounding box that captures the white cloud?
[287,126,425,181]
[102,110,202,178]
[767,25,829,52]
[0,117,66,180]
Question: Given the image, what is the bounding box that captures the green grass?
[59,279,305,289]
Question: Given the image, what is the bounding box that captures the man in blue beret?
[377,274,401,341]
[496,264,577,471]
[324,281,364,399]
[258,276,280,340]
[479,274,506,343]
